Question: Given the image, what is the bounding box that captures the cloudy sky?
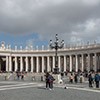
[0,0,100,49]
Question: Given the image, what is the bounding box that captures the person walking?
[48,74,55,90]
[74,73,78,83]
[95,72,100,88]
[88,73,93,87]
[45,72,50,89]
[17,72,20,80]
[79,74,83,83]
[70,73,74,83]
[21,72,24,80]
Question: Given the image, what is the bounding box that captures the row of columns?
[3,53,100,73]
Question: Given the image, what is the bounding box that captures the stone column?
[31,57,33,72]
[94,53,97,72]
[26,57,28,72]
[87,54,90,72]
[75,55,78,72]
[58,56,61,72]
[64,56,66,71]
[53,56,55,70]
[9,56,12,72]
[20,56,23,72]
[36,56,39,73]
[6,56,9,72]
[90,54,93,70]
[15,56,18,72]
[81,54,84,72]
[70,55,72,72]
[47,56,50,72]
[42,56,44,73]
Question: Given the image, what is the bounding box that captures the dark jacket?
[48,75,55,83]
[88,74,93,82]
[95,74,100,82]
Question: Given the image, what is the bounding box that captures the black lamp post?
[50,34,64,74]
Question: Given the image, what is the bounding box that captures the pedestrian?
[70,73,74,83]
[88,73,93,87]
[74,73,78,83]
[61,72,64,79]
[21,72,24,80]
[45,72,50,89]
[48,74,55,90]
[79,74,83,83]
[95,72,100,88]
[91,72,95,84]
[17,72,20,80]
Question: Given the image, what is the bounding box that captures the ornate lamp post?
[50,34,64,74]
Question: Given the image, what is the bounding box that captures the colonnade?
[0,52,100,72]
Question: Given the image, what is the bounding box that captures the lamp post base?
[53,67,60,74]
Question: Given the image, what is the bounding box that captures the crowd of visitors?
[61,70,100,88]
[16,72,25,80]
[0,70,100,89]
[88,71,100,88]
[61,71,85,84]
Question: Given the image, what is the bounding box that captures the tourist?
[17,72,20,80]
[21,72,24,80]
[79,74,83,83]
[95,72,100,88]
[69,73,74,83]
[91,72,95,84]
[48,73,55,90]
[74,73,78,83]
[88,73,93,87]
[45,72,50,89]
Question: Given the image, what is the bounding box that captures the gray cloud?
[0,0,100,44]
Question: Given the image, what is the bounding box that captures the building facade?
[0,42,100,73]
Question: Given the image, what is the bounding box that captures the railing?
[0,43,100,52]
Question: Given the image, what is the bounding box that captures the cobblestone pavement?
[0,81,100,100]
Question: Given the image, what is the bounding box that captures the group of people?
[88,71,100,88]
[62,72,84,84]
[45,72,55,90]
[16,72,25,80]
[60,71,100,89]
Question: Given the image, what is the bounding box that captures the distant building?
[0,41,100,73]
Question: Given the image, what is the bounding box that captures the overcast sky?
[0,0,100,49]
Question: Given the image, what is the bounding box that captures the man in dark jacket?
[45,72,50,89]
[88,73,93,87]
[95,72,100,88]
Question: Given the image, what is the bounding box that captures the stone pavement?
[0,80,100,100]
